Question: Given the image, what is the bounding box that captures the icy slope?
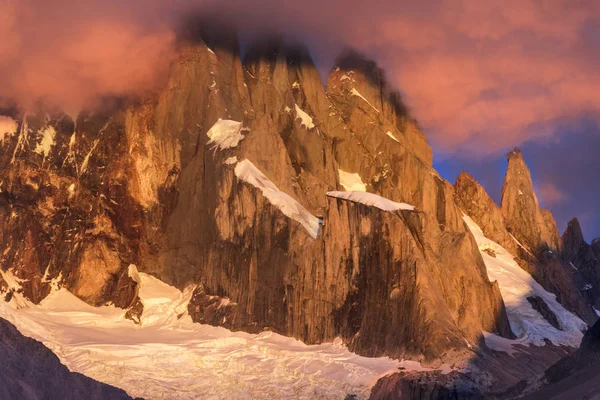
[463,216,586,351]
[0,269,403,400]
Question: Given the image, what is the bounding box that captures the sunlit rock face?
[501,148,560,251]
[0,27,518,367]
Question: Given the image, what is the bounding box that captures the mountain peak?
[330,48,410,119]
[456,171,477,185]
[501,146,560,250]
[506,147,526,165]
[562,217,584,245]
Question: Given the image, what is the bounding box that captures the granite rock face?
[0,317,134,400]
[454,150,598,325]
[501,148,559,251]
[0,106,139,308]
[0,32,515,366]
[454,171,520,257]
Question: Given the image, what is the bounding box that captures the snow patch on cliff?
[34,126,57,159]
[327,191,415,212]
[294,104,315,130]
[235,159,320,239]
[206,119,246,150]
[339,170,367,191]
[0,272,404,400]
[385,131,400,143]
[0,116,18,143]
[351,88,379,113]
[463,215,586,351]
[224,156,238,165]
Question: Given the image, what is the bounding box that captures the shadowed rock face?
[592,238,600,259]
[518,319,600,400]
[0,318,134,400]
[1,31,512,367]
[562,218,600,309]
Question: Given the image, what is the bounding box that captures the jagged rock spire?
[562,218,585,253]
[501,147,560,251]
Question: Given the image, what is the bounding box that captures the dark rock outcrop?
[561,218,600,309]
[518,319,600,400]
[527,296,561,330]
[370,371,483,400]
[592,238,600,259]
[0,317,134,400]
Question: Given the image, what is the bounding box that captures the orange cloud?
[0,0,598,157]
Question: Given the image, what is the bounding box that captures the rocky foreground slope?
[0,26,598,399]
[0,317,134,399]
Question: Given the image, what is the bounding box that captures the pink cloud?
[0,0,598,156]
[536,182,569,206]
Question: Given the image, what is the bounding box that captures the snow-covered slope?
[0,269,404,400]
[463,215,586,351]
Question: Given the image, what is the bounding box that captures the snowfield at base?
[0,116,18,142]
[462,215,586,352]
[235,159,321,239]
[338,169,367,191]
[294,104,315,130]
[327,191,415,212]
[206,119,246,150]
[0,268,406,400]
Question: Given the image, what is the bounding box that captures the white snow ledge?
[327,191,415,212]
[207,119,247,150]
[235,159,320,239]
[294,104,315,130]
[0,116,18,143]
